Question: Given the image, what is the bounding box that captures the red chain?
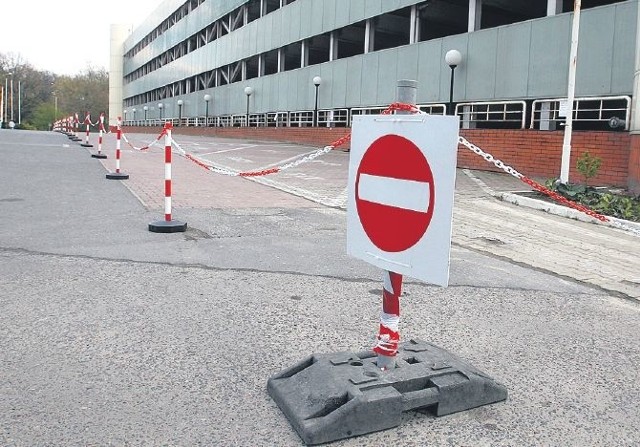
[521,177,609,222]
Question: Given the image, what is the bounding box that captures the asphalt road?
[1,130,639,446]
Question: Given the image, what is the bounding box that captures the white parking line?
[199,144,258,155]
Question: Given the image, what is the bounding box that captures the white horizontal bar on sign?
[358,174,430,213]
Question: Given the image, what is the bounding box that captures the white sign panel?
[347,114,459,287]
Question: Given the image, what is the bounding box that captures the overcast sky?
[0,0,161,75]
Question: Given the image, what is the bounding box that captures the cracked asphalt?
[1,130,639,446]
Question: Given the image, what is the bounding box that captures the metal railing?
[318,109,349,127]
[455,101,527,129]
[289,111,314,127]
[530,95,631,130]
[122,96,632,132]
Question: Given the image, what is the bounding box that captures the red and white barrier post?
[148,122,187,233]
[106,117,129,180]
[80,111,93,147]
[371,81,416,371]
[72,112,81,141]
[91,112,108,159]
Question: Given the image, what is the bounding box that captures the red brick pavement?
[93,132,321,211]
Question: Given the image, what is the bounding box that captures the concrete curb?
[498,191,640,235]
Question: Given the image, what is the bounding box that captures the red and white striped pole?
[373,271,402,370]
[106,116,129,180]
[372,80,417,371]
[74,113,80,139]
[148,122,187,233]
[80,111,93,147]
[91,112,107,159]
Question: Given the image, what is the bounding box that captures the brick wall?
[458,129,630,187]
[124,125,631,187]
[629,134,640,194]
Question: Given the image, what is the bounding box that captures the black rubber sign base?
[148,219,187,233]
[80,143,93,148]
[91,153,107,159]
[106,172,129,180]
[267,339,507,445]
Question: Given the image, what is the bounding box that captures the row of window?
[125,0,207,60]
[123,97,630,132]
[125,0,297,81]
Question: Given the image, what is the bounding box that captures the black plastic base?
[106,172,130,180]
[91,153,107,159]
[148,219,187,233]
[80,143,93,148]
[268,339,508,445]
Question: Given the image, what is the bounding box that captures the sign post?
[268,81,507,445]
[348,82,459,371]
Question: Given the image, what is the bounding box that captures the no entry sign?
[347,114,459,286]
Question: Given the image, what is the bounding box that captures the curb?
[499,191,640,234]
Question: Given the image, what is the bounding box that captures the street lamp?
[132,107,137,121]
[313,76,322,127]
[177,99,183,124]
[158,103,163,120]
[204,94,211,125]
[244,86,253,126]
[143,105,148,121]
[444,49,462,116]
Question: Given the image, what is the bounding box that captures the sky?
[0,0,162,75]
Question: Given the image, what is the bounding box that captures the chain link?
[460,135,640,237]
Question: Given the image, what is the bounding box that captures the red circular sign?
[355,134,435,253]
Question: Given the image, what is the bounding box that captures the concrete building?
[110,0,640,190]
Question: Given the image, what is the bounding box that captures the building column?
[547,0,562,16]
[301,40,308,67]
[468,0,482,32]
[365,19,374,53]
[410,5,419,44]
[329,32,337,61]
[277,48,284,72]
[109,24,131,127]
[628,0,640,193]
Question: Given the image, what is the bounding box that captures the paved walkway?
[99,130,640,300]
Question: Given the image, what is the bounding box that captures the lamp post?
[143,105,148,122]
[204,94,211,125]
[177,99,183,125]
[132,108,137,121]
[244,86,253,126]
[444,49,462,116]
[312,76,322,127]
[9,72,14,122]
[158,103,163,120]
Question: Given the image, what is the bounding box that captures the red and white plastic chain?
[170,130,354,177]
[120,129,166,152]
[169,103,417,177]
[457,136,640,237]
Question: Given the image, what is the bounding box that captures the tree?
[1,52,108,130]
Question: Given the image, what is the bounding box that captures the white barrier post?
[148,122,187,233]
[80,111,93,148]
[91,112,107,159]
[106,117,129,180]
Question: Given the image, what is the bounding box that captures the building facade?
[110,0,640,189]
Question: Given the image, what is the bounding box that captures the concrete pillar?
[329,32,337,61]
[410,5,419,44]
[301,40,309,67]
[109,24,132,127]
[365,19,374,53]
[547,0,563,16]
[468,0,482,32]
